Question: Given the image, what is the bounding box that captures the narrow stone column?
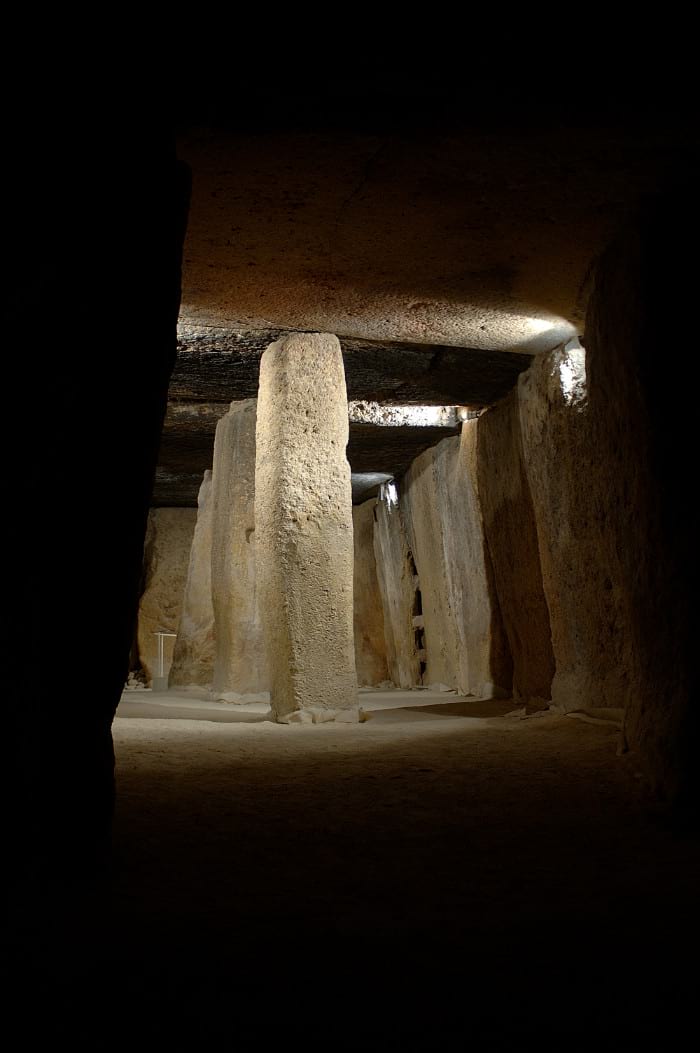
[169,470,216,690]
[211,400,268,697]
[255,333,358,723]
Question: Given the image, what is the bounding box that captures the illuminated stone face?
[556,342,587,407]
[255,333,358,723]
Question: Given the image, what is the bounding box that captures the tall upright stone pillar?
[255,333,358,723]
[211,400,268,697]
[169,470,216,689]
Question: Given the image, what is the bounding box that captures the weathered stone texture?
[583,206,693,802]
[169,471,216,688]
[255,333,358,722]
[477,391,555,702]
[211,400,268,696]
[372,486,423,689]
[137,508,197,683]
[518,347,629,712]
[400,428,512,697]
[352,499,389,686]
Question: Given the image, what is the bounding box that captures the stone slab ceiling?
[164,114,691,505]
[177,123,684,349]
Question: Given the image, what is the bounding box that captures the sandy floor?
[22,688,700,1047]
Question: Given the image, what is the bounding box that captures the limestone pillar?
[255,333,358,723]
[211,400,268,697]
[169,470,216,689]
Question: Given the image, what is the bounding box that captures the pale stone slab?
[169,471,216,689]
[352,499,389,686]
[400,429,512,698]
[211,400,268,697]
[518,346,627,712]
[255,333,358,722]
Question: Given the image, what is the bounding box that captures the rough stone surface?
[372,485,423,689]
[583,204,694,802]
[352,500,389,686]
[401,428,512,697]
[477,391,555,701]
[169,471,216,688]
[211,400,267,697]
[518,347,629,713]
[137,508,197,684]
[255,333,357,722]
[176,125,676,346]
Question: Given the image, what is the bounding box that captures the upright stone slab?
[373,484,423,689]
[211,400,268,697]
[353,499,389,686]
[444,428,512,698]
[477,390,555,703]
[518,346,628,712]
[255,333,358,723]
[400,441,463,691]
[400,430,512,698]
[169,471,216,689]
[137,507,197,684]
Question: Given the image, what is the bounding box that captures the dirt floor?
[17,689,700,1048]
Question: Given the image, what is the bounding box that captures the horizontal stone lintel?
[173,325,533,407]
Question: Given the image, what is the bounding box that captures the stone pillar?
[353,499,389,686]
[211,400,268,698]
[137,507,197,684]
[373,484,423,689]
[255,333,358,723]
[169,470,216,689]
